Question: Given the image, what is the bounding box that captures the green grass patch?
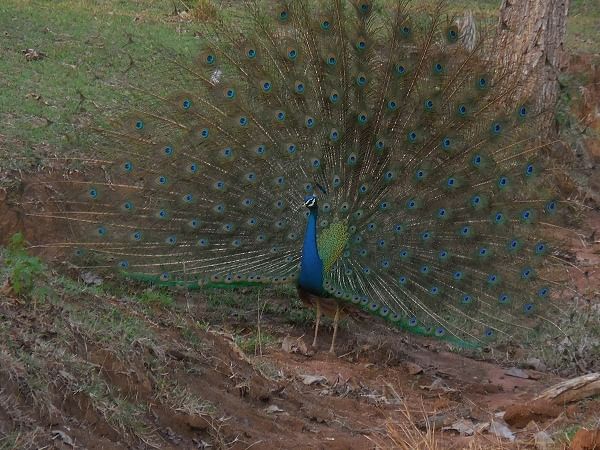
[0,0,200,172]
[135,289,175,309]
[1,0,597,175]
[2,233,46,299]
[235,330,278,355]
[568,0,600,53]
[180,323,207,351]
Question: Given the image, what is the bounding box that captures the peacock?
[28,0,573,353]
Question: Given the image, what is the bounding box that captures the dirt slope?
[1,262,599,450]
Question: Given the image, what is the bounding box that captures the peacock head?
[303,194,318,209]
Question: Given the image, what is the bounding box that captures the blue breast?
[298,208,324,295]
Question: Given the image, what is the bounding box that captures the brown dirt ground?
[1,180,599,449]
[0,273,599,450]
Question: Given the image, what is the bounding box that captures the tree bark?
[495,0,570,135]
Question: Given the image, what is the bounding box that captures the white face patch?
[304,197,316,208]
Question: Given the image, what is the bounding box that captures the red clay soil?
[570,429,600,450]
[1,280,599,450]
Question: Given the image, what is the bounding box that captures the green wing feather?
[317,220,350,273]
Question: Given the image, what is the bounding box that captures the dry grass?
[188,0,218,22]
[383,399,438,450]
[366,388,519,450]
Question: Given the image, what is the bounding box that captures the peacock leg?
[329,304,340,354]
[312,298,321,348]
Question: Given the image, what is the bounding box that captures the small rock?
[302,405,328,424]
[505,367,531,379]
[185,415,210,431]
[405,362,424,375]
[525,357,547,372]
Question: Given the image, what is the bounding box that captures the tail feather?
[24,0,576,347]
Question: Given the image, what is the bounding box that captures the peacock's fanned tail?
[28,0,574,347]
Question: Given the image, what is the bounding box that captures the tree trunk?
[495,0,570,135]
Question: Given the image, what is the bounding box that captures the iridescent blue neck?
[298,207,324,295]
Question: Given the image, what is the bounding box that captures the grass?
[180,321,209,351]
[235,329,279,356]
[0,430,43,450]
[1,233,45,297]
[154,377,216,416]
[203,285,312,329]
[559,424,582,445]
[0,0,598,178]
[136,288,175,309]
[0,0,200,175]
[0,240,229,448]
[568,0,600,53]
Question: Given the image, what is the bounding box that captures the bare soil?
[0,271,599,450]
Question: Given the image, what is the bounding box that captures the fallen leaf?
[525,357,547,372]
[442,419,477,436]
[281,335,313,356]
[211,69,223,84]
[299,374,328,386]
[534,430,554,449]
[193,438,213,449]
[25,92,49,105]
[81,271,102,286]
[51,430,75,447]
[22,48,46,61]
[265,404,285,414]
[488,420,515,442]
